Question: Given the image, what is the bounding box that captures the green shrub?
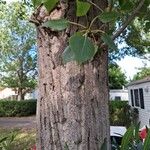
[0,100,36,117]
[109,101,139,127]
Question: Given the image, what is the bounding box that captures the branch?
[112,0,145,40]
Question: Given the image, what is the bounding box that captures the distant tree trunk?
[33,0,110,149]
[18,88,25,100]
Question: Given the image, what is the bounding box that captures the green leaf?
[62,46,75,64]
[118,0,125,7]
[134,122,140,143]
[69,34,95,63]
[120,1,133,12]
[101,33,117,51]
[42,19,69,31]
[64,142,69,150]
[144,129,150,150]
[43,0,58,12]
[99,11,120,23]
[100,138,107,150]
[0,137,8,144]
[32,0,42,7]
[120,126,134,150]
[145,22,150,32]
[76,0,91,17]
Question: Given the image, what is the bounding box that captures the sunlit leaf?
[76,0,91,17]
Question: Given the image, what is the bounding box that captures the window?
[134,89,140,107]
[139,88,144,109]
[115,96,121,101]
[130,90,134,106]
[130,88,145,109]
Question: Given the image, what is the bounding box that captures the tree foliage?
[30,0,150,63]
[0,1,37,100]
[132,67,150,81]
[109,63,127,89]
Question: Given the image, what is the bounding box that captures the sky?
[5,0,150,80]
[116,56,150,80]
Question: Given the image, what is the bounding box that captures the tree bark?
[34,1,110,149]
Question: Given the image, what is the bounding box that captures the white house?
[128,76,150,128]
[109,88,128,101]
[0,88,17,100]
[0,88,37,100]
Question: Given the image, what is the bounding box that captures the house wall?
[109,89,128,101]
[0,88,16,100]
[0,88,37,100]
[128,82,150,128]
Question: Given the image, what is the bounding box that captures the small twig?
[69,21,87,29]
[87,0,103,12]
[89,15,99,29]
[91,29,105,34]
[112,0,145,40]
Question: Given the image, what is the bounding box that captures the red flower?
[139,128,147,140]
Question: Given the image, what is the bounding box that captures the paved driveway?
[0,116,36,128]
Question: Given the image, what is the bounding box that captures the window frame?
[130,88,145,109]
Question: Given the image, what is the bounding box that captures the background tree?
[132,67,150,81]
[0,2,37,100]
[109,63,127,89]
[28,0,149,149]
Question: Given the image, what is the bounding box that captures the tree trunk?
[34,1,110,149]
[18,88,25,100]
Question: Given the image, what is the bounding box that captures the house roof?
[127,76,150,86]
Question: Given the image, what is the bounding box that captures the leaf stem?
[69,21,87,29]
[89,15,100,29]
[87,0,103,12]
[91,29,105,34]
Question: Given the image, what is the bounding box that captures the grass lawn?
[0,128,36,150]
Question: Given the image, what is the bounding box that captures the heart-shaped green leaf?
[42,19,69,31]
[101,33,117,51]
[43,0,58,12]
[76,0,91,17]
[99,11,120,23]
[62,46,75,64]
[69,34,95,63]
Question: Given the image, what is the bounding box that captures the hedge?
[0,100,37,117]
[109,100,139,127]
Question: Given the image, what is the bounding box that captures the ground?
[0,116,36,128]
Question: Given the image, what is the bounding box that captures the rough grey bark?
[32,0,110,149]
